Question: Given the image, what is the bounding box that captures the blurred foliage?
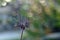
[20,0,60,40]
[0,0,60,40]
[10,0,60,40]
[56,0,60,4]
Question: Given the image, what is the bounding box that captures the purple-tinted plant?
[17,20,29,40]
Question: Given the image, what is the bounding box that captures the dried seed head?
[17,20,29,30]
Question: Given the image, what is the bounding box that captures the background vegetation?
[0,0,60,40]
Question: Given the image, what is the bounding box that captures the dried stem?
[20,29,24,40]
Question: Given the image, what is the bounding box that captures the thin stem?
[20,29,24,40]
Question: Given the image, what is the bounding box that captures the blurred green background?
[0,0,60,40]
